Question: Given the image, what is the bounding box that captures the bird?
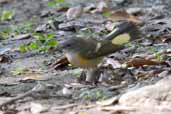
[58,21,142,83]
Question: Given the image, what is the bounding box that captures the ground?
[0,0,171,114]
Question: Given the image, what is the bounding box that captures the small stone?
[58,21,85,31]
[83,3,96,12]
[41,10,52,17]
[11,34,31,41]
[158,70,169,77]
[62,84,72,97]
[66,5,83,20]
[35,24,47,32]
[127,7,143,15]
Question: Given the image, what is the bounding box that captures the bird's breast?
[65,52,102,68]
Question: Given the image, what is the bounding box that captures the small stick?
[52,103,78,110]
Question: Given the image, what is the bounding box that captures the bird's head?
[58,37,86,53]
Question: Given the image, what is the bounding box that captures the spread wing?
[79,21,142,59]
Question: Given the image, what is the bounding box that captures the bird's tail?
[105,21,142,45]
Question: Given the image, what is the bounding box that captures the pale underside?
[65,52,102,68]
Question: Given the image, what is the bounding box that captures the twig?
[99,105,136,111]
[52,103,78,110]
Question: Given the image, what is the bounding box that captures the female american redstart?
[58,21,142,83]
[59,21,142,68]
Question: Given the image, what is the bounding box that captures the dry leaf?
[51,56,69,69]
[126,58,167,67]
[108,9,141,24]
[155,34,171,43]
[0,54,11,63]
[56,7,69,12]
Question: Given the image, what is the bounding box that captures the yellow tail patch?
[112,33,131,45]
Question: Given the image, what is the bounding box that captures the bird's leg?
[86,68,101,84]
[77,70,86,83]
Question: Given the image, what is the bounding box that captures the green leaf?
[47,33,54,40]
[29,42,39,50]
[46,39,58,47]
[0,27,12,39]
[48,1,56,7]
[102,11,111,17]
[56,0,63,4]
[19,44,27,53]
[32,33,46,42]
[1,10,14,21]
[77,111,88,114]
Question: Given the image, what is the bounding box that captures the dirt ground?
[0,0,171,114]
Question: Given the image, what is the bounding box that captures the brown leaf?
[51,56,69,69]
[155,34,171,43]
[56,7,69,12]
[0,54,12,63]
[126,58,167,67]
[3,109,18,114]
[108,9,141,24]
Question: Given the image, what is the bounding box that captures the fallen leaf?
[108,9,141,24]
[126,58,167,67]
[51,56,69,69]
[0,54,11,63]
[155,34,171,43]
[2,109,19,114]
[56,7,69,12]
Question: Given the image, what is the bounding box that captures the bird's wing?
[80,21,142,59]
[80,40,124,59]
[105,21,142,42]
